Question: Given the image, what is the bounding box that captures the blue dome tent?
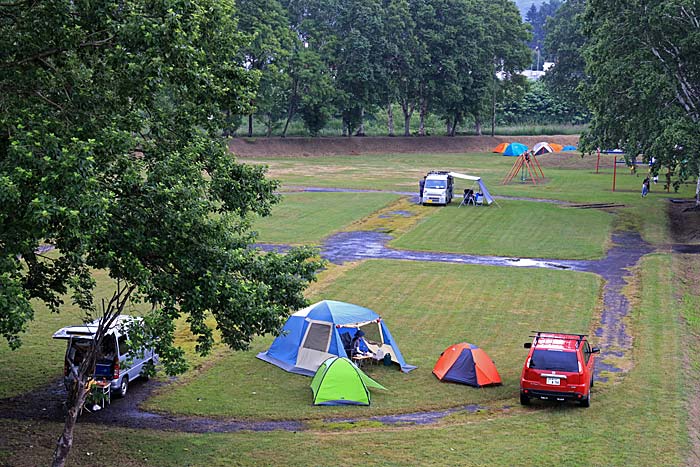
[257,300,416,376]
[503,142,529,156]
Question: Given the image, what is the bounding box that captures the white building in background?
[497,61,555,81]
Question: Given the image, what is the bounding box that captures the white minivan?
[53,315,157,397]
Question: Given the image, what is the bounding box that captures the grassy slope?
[392,199,612,259]
[253,192,400,244]
[145,260,601,418]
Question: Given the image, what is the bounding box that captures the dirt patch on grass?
[668,200,700,244]
[230,135,580,157]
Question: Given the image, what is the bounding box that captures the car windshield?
[530,349,578,372]
[425,180,446,189]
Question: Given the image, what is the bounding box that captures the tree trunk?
[446,118,452,136]
[356,107,365,136]
[52,382,89,467]
[491,59,497,137]
[696,174,700,207]
[282,80,299,138]
[282,101,295,138]
[475,116,482,136]
[387,102,395,136]
[247,114,253,137]
[222,109,232,138]
[266,113,273,138]
[400,99,413,136]
[419,99,427,136]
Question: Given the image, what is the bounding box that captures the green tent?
[310,357,387,406]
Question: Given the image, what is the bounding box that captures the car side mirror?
[591,347,600,353]
[524,343,532,349]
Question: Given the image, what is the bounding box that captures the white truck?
[421,171,454,205]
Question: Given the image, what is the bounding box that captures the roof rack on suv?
[529,331,587,349]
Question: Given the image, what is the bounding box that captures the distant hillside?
[514,0,546,18]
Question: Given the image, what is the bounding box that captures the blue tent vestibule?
[257,300,416,376]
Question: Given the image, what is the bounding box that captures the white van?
[53,315,157,397]
[422,171,454,205]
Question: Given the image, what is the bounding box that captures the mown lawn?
[1,254,690,467]
[253,192,400,244]
[1,149,695,466]
[247,152,696,205]
[246,152,695,247]
[144,260,601,419]
[393,199,613,259]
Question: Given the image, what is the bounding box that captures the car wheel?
[520,393,531,406]
[116,376,129,398]
[580,391,590,408]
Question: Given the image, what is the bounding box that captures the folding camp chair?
[459,189,475,207]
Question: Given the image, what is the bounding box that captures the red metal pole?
[612,157,617,192]
[596,148,601,174]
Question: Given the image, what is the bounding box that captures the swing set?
[501,152,545,185]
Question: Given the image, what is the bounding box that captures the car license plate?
[426,199,433,203]
[546,377,561,386]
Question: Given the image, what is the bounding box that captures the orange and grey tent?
[549,143,564,152]
[492,142,508,153]
[433,343,501,387]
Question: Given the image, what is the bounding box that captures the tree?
[544,0,588,113]
[236,0,296,137]
[525,0,562,68]
[380,0,417,136]
[581,0,700,205]
[476,0,532,135]
[0,1,324,466]
[331,0,386,136]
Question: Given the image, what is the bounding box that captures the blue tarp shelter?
[503,142,528,156]
[562,145,577,151]
[448,172,497,206]
[257,300,416,376]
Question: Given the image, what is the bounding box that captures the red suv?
[519,332,600,407]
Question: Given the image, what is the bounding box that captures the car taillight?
[578,361,582,373]
[113,357,120,380]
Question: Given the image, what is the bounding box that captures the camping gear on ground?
[448,172,497,207]
[562,145,577,151]
[257,300,416,376]
[502,142,529,156]
[492,142,509,153]
[310,356,386,406]
[433,342,502,387]
[533,142,554,155]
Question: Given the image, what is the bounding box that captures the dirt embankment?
[229,135,580,157]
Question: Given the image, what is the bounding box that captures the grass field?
[1,254,693,467]
[253,192,400,244]
[1,147,697,466]
[392,199,612,259]
[144,260,601,419]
